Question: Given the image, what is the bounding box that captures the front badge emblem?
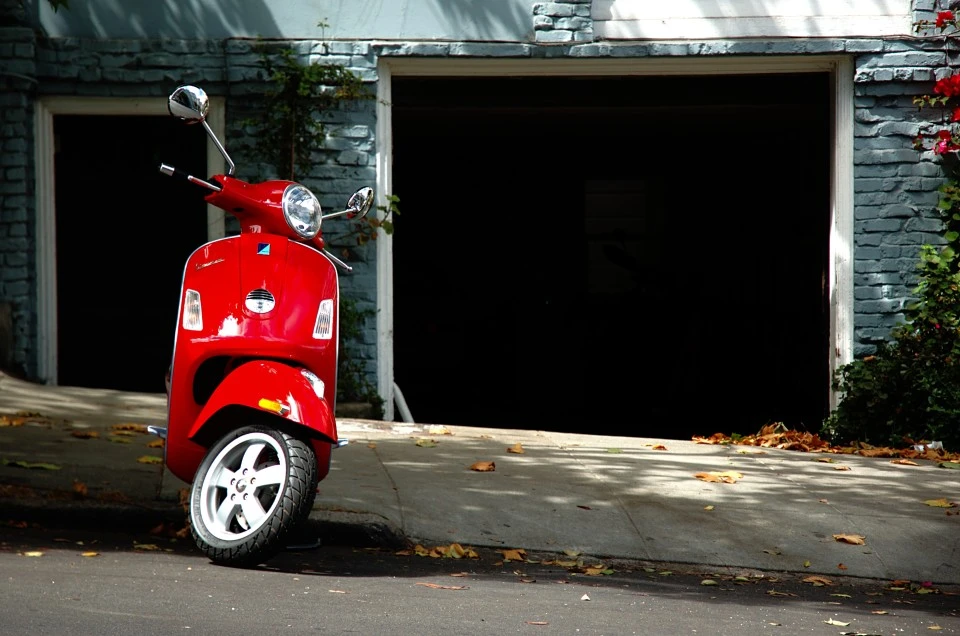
[257,242,271,255]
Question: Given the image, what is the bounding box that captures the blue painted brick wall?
[0,26,37,377]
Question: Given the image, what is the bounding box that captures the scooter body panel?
[165,232,339,483]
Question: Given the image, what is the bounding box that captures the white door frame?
[375,55,854,420]
[33,96,226,385]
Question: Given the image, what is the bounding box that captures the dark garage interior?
[391,73,832,439]
[54,115,208,393]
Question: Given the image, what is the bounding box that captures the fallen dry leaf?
[137,455,163,465]
[833,465,852,471]
[415,438,437,448]
[70,430,99,439]
[411,543,479,559]
[72,480,88,497]
[833,534,866,545]
[146,439,164,448]
[525,621,549,626]
[132,543,161,551]
[694,471,743,484]
[328,589,347,594]
[367,442,376,449]
[499,548,527,561]
[507,443,525,454]
[891,459,919,466]
[112,423,148,433]
[427,425,451,435]
[651,444,668,451]
[80,551,99,557]
[823,618,850,626]
[766,590,797,597]
[1,459,61,470]
[924,498,957,508]
[415,582,468,590]
[469,460,495,472]
[441,543,478,559]
[802,575,835,586]
[837,563,848,570]
[704,505,715,511]
[0,415,25,427]
[21,551,44,557]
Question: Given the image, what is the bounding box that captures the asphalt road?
[0,515,958,636]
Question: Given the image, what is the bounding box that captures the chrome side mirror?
[347,187,375,220]
[168,85,209,124]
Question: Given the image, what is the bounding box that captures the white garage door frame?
[375,55,854,421]
[33,95,226,385]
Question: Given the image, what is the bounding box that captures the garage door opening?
[391,73,831,439]
[54,115,208,393]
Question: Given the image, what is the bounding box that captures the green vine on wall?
[249,46,366,182]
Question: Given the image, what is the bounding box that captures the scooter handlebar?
[159,163,222,192]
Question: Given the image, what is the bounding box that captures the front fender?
[190,361,337,444]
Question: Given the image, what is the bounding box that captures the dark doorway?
[391,74,831,439]
[54,115,208,393]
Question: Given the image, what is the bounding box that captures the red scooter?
[149,85,374,567]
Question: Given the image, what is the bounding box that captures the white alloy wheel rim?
[198,432,288,542]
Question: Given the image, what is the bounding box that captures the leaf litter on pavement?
[693,422,960,464]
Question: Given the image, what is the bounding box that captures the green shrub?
[822,244,960,449]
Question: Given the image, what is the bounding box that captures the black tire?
[190,425,318,567]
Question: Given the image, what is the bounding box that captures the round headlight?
[282,184,322,239]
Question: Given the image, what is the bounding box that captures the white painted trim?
[376,60,396,421]
[594,0,912,39]
[33,102,56,385]
[33,95,226,384]
[595,16,912,40]
[381,55,842,77]
[595,0,910,19]
[830,57,855,410]
[378,55,854,420]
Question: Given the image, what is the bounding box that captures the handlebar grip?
[159,164,222,192]
[159,163,188,181]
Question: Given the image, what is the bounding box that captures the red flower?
[934,130,960,154]
[937,10,955,28]
[953,107,960,122]
[934,74,960,97]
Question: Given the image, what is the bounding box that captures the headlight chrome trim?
[281,183,322,239]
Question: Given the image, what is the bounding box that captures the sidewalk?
[1,371,959,585]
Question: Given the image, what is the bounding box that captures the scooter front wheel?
[189,425,318,567]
